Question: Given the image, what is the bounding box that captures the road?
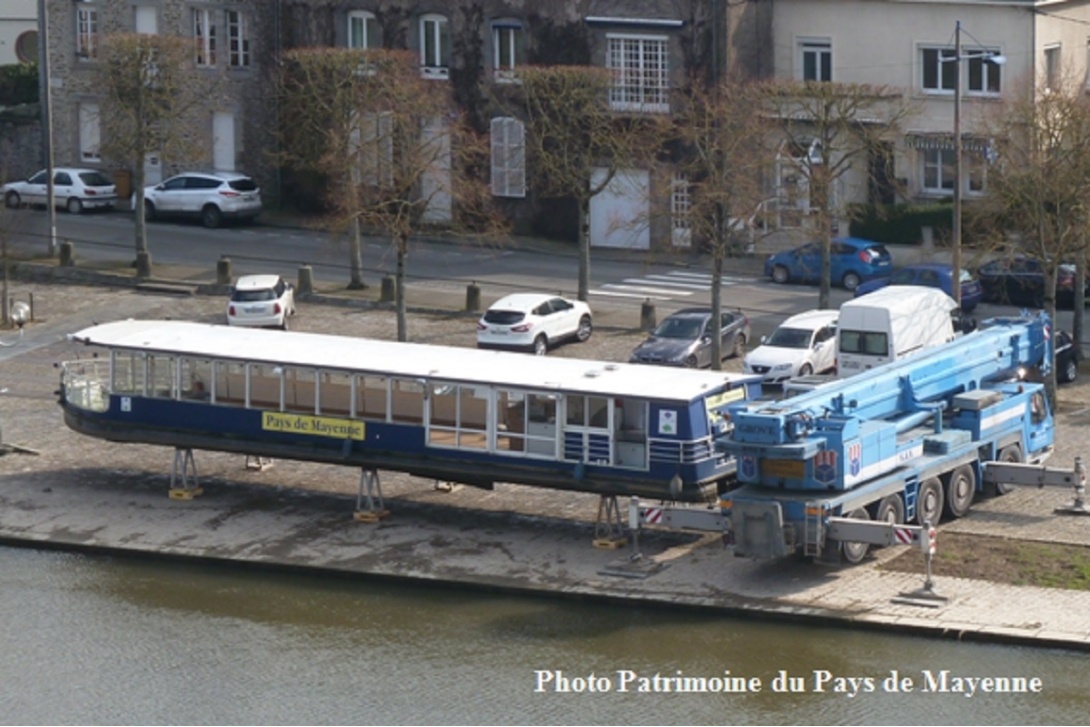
[3,205,1085,342]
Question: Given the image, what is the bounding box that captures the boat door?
[562,394,613,465]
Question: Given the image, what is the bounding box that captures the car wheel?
[532,335,548,356]
[4,191,20,209]
[66,197,83,215]
[771,265,790,284]
[280,316,289,331]
[732,333,747,359]
[684,354,699,368]
[1062,356,1079,384]
[201,204,223,229]
[842,271,862,291]
[576,315,592,342]
[143,200,157,221]
[798,363,813,377]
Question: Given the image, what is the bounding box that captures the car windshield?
[483,310,525,325]
[232,289,275,302]
[652,317,704,339]
[766,327,812,349]
[890,270,916,284]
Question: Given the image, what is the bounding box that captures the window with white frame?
[76,7,98,60]
[922,45,1002,94]
[490,117,525,198]
[1045,44,1061,91]
[79,103,101,162]
[921,47,957,92]
[134,5,158,35]
[420,14,450,79]
[606,34,669,113]
[193,8,216,67]
[492,21,524,80]
[227,11,250,67]
[350,111,394,187]
[671,174,692,248]
[348,10,379,49]
[921,147,985,195]
[799,38,832,82]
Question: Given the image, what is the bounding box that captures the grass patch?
[881,532,1090,590]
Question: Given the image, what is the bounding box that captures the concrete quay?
[2,277,1090,653]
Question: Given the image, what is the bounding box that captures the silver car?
[629,308,750,368]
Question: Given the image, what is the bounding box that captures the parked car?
[143,171,262,228]
[476,293,592,355]
[1056,330,1079,384]
[226,274,295,330]
[742,309,839,384]
[976,256,1087,309]
[853,263,984,312]
[764,237,893,291]
[629,307,749,368]
[3,167,117,214]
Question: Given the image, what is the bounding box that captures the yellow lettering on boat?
[262,412,366,440]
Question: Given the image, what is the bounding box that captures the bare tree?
[977,73,1090,394]
[93,33,218,278]
[280,49,500,340]
[497,66,665,301]
[670,78,769,368]
[762,80,915,309]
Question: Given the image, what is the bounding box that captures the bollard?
[465,281,481,312]
[59,240,75,267]
[134,251,152,279]
[380,274,396,303]
[216,257,232,286]
[640,298,656,331]
[297,264,313,296]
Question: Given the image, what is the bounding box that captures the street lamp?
[952,20,1005,305]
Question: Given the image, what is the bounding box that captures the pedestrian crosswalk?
[591,270,751,300]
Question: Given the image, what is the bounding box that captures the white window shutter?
[491,117,525,198]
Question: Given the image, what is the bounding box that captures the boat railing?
[60,359,110,413]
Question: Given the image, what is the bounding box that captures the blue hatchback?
[853,263,984,312]
[765,237,893,291]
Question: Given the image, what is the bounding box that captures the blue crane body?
[718,313,1055,562]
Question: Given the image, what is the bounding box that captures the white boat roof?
[68,320,758,402]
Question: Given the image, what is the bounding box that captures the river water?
[1,545,1087,725]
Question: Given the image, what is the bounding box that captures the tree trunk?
[711,246,725,371]
[396,234,408,342]
[348,217,366,290]
[812,169,832,310]
[577,194,591,302]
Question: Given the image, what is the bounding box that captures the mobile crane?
[633,312,1061,565]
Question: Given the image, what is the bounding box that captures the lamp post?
[37,0,57,257]
[951,20,1004,306]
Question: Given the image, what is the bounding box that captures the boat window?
[147,354,177,399]
[111,352,146,395]
[428,383,489,449]
[248,363,282,410]
[318,370,353,416]
[216,362,247,405]
[283,367,316,413]
[357,375,388,420]
[391,378,425,423]
[181,358,214,401]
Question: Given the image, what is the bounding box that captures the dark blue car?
[765,237,893,291]
[853,263,984,312]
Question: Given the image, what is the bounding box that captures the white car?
[226,274,295,330]
[476,293,592,355]
[143,171,262,228]
[743,309,839,384]
[3,167,118,214]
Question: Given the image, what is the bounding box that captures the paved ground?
[2,271,1090,652]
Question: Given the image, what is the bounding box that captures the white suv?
[143,171,262,228]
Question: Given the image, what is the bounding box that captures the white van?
[836,286,959,376]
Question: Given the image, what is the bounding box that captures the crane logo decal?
[813,450,837,485]
[848,442,862,477]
